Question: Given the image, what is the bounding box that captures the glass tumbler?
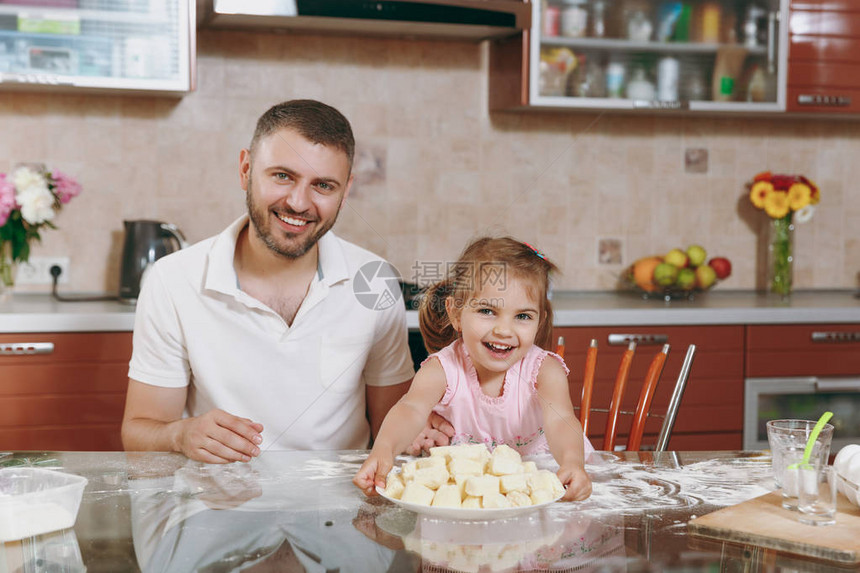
[766,419,834,510]
[797,465,838,526]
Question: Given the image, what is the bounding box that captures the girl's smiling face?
[447,276,541,384]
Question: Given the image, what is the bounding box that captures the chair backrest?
[559,338,696,452]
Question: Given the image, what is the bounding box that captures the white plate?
[376,484,564,521]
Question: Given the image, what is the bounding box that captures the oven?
[743,376,860,454]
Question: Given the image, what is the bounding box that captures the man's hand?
[404,411,454,456]
[175,409,264,464]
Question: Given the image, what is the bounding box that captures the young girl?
[354,237,593,501]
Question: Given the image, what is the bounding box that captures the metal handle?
[815,378,860,392]
[811,331,860,343]
[766,11,777,73]
[0,342,54,356]
[797,94,851,107]
[160,223,189,249]
[608,334,668,346]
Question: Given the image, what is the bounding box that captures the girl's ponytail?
[418,279,458,353]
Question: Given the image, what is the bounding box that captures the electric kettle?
[119,220,188,304]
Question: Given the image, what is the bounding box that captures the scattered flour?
[570,455,772,514]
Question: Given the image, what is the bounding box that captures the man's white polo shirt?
[128,216,415,451]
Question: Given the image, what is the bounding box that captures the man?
[121,100,418,463]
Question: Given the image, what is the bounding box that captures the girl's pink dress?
[427,339,595,457]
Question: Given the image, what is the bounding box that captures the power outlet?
[16,256,70,285]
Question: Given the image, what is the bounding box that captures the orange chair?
[569,339,696,452]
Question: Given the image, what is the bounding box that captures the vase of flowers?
[748,172,820,298]
[0,164,82,295]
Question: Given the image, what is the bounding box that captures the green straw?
[787,411,833,470]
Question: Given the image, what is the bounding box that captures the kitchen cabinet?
[0,331,132,451]
[743,323,860,452]
[489,0,789,113]
[787,0,860,113]
[0,0,194,95]
[555,325,745,451]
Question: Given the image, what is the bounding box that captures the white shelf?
[541,37,768,57]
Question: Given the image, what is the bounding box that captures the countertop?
[4,449,841,573]
[2,290,860,333]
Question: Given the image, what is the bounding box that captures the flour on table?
[572,455,772,514]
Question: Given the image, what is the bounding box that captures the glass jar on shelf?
[589,0,608,38]
[560,0,588,38]
[626,9,653,41]
[626,66,655,100]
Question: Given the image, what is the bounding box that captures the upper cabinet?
[787,0,860,114]
[490,0,790,113]
[0,0,195,95]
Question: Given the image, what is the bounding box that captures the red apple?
[708,257,732,280]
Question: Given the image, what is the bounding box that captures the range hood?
[198,0,531,42]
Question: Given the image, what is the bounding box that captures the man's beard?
[245,173,340,259]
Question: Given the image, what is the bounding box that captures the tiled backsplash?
[2,30,859,295]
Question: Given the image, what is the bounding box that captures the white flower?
[795,204,816,224]
[11,166,47,193]
[16,184,56,224]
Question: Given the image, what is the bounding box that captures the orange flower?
[763,190,790,218]
[787,183,812,211]
[800,176,821,205]
[750,180,773,208]
[753,171,772,182]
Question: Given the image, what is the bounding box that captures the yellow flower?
[763,190,790,218]
[749,181,773,209]
[787,183,812,211]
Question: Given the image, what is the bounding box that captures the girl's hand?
[353,452,393,497]
[557,465,592,501]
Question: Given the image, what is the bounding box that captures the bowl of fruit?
[623,245,732,301]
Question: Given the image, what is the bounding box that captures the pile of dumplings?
[382,443,565,509]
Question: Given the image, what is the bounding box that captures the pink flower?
[51,170,81,204]
[0,173,16,227]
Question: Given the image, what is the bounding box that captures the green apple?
[653,262,679,286]
[696,264,717,289]
[664,248,689,268]
[676,268,696,290]
[686,244,707,268]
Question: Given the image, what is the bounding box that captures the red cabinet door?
[788,1,860,113]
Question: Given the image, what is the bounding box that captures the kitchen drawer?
[0,332,132,362]
[555,325,745,451]
[0,394,126,427]
[789,62,860,90]
[791,0,860,10]
[790,36,860,63]
[746,323,860,377]
[0,426,123,451]
[790,10,860,37]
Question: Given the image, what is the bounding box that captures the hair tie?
[523,242,546,260]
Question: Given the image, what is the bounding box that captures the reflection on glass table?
[7,449,854,573]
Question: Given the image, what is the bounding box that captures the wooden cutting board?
[688,491,860,564]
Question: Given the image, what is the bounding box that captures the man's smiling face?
[240,127,353,259]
